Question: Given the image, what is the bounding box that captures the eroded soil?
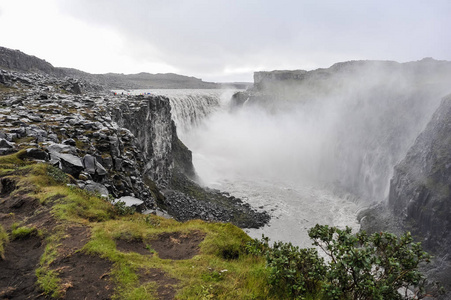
[115,237,152,256]
[138,268,179,300]
[0,235,45,299]
[149,230,206,260]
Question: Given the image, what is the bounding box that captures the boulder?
[24,148,48,160]
[82,154,96,174]
[82,154,107,176]
[51,152,84,178]
[62,138,76,146]
[0,138,14,148]
[47,143,77,155]
[83,181,109,198]
[115,196,145,212]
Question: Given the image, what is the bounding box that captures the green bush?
[247,236,325,298]
[47,165,68,184]
[309,225,432,299]
[113,199,136,216]
[247,225,433,299]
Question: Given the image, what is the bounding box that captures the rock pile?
[0,69,155,210]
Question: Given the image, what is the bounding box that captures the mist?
[178,60,451,203]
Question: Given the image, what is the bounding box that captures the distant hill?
[0,46,222,89]
[0,46,64,77]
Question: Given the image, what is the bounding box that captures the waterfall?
[149,89,238,139]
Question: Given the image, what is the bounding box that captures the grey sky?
[0,0,450,82]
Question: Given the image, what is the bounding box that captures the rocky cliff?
[389,95,451,253]
[110,96,179,186]
[253,69,307,90]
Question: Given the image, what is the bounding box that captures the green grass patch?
[35,268,63,298]
[81,216,273,299]
[0,224,8,259]
[13,136,37,144]
[54,186,115,223]
[46,165,69,184]
[11,225,38,240]
[0,150,29,167]
[35,229,65,298]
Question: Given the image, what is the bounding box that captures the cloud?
[3,0,451,81]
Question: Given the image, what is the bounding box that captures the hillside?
[0,46,220,90]
[0,151,271,299]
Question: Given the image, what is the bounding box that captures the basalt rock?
[389,95,451,253]
[24,148,48,161]
[388,94,451,296]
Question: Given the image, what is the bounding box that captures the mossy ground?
[0,152,274,299]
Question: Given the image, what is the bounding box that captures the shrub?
[247,225,433,299]
[47,165,68,184]
[113,199,136,216]
[309,225,431,299]
[246,235,325,297]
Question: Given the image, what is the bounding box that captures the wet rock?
[0,138,14,148]
[95,161,107,176]
[82,154,107,177]
[47,143,77,155]
[82,154,96,174]
[52,153,84,178]
[62,138,76,146]
[24,148,48,160]
[47,134,59,142]
[115,196,145,212]
[78,172,91,181]
[84,182,109,198]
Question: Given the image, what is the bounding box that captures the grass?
[10,225,38,240]
[0,84,18,93]
[0,151,275,299]
[35,226,68,298]
[0,224,8,259]
[82,217,273,299]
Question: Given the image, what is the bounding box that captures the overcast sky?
[0,0,450,82]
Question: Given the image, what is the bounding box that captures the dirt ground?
[0,176,206,299]
[138,268,179,300]
[0,235,45,299]
[149,230,206,260]
[56,252,113,300]
[115,237,152,256]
